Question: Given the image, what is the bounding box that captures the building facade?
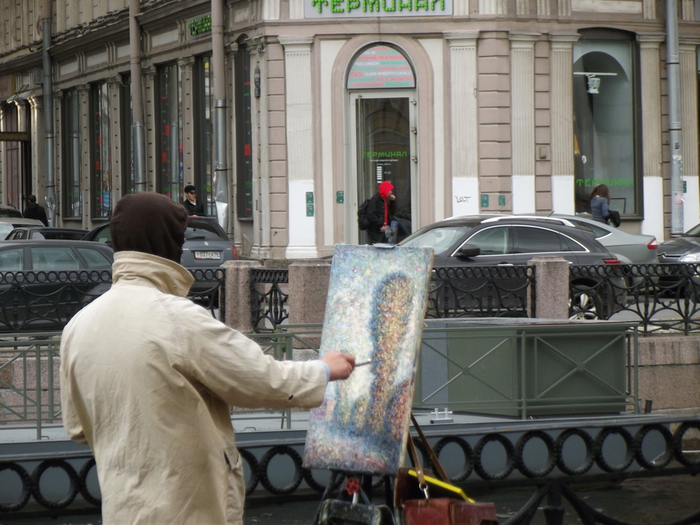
[0,0,698,259]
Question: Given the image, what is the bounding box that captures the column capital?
[679,37,700,47]
[636,33,665,45]
[177,56,196,68]
[278,35,314,49]
[509,32,541,48]
[444,31,480,45]
[548,32,580,48]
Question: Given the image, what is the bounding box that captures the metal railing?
[426,265,535,319]
[250,268,289,331]
[1,326,699,523]
[247,263,700,335]
[0,269,224,333]
[0,333,62,439]
[570,263,700,334]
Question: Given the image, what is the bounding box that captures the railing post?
[288,260,331,327]
[528,256,570,319]
[221,260,260,333]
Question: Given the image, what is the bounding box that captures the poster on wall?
[303,244,434,475]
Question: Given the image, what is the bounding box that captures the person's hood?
[111,192,187,263]
[112,251,194,298]
[378,181,394,199]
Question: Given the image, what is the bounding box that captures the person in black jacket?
[181,185,205,216]
[23,195,48,226]
[366,181,397,244]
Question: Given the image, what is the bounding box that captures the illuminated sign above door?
[306,0,452,18]
[347,46,415,89]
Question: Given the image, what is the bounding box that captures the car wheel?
[569,289,605,320]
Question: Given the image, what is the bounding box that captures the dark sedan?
[83,216,238,297]
[657,223,700,265]
[6,226,89,240]
[0,240,114,331]
[399,215,625,318]
[656,223,700,296]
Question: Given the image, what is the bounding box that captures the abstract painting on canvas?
[303,244,434,475]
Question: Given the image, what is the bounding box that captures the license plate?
[194,251,221,260]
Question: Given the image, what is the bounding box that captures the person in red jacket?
[366,181,397,244]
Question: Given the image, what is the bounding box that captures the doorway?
[352,93,415,244]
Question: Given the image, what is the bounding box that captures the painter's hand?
[321,351,356,381]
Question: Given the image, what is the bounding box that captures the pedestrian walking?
[23,194,48,226]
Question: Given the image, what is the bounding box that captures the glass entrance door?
[354,95,414,244]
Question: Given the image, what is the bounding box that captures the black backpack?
[357,199,372,231]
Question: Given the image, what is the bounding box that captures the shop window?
[235,44,253,219]
[90,82,111,218]
[347,44,415,89]
[573,30,640,217]
[193,54,214,216]
[61,89,81,218]
[155,63,183,201]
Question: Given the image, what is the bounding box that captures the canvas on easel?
[303,244,434,475]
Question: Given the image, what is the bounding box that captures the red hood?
[378,181,394,199]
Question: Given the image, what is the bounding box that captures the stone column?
[289,0,305,19]
[289,260,331,349]
[680,41,699,227]
[557,0,572,17]
[279,36,317,259]
[28,96,45,201]
[142,66,157,190]
[529,256,570,319]
[178,57,196,188]
[637,34,665,242]
[288,260,331,326]
[262,0,280,20]
[77,84,91,228]
[222,260,260,333]
[107,76,122,205]
[549,34,579,215]
[510,33,539,214]
[445,32,480,217]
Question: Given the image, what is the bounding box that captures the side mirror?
[457,244,481,258]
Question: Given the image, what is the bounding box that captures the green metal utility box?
[414,318,638,418]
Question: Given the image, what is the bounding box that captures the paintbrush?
[355,360,371,367]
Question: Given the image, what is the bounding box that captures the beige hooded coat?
[60,252,328,524]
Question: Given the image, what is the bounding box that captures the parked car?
[5,226,89,241]
[655,223,700,297]
[399,215,626,318]
[550,214,659,265]
[82,215,238,297]
[0,240,114,331]
[0,205,23,218]
[657,222,700,265]
[0,218,45,239]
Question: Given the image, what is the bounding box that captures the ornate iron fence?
[570,264,700,335]
[250,268,289,332]
[426,266,536,319]
[0,269,223,333]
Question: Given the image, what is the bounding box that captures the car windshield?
[400,225,471,253]
[685,223,700,237]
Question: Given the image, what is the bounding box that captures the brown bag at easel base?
[394,415,499,525]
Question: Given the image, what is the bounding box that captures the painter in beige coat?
[60,251,329,524]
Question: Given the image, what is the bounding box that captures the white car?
[0,218,45,240]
